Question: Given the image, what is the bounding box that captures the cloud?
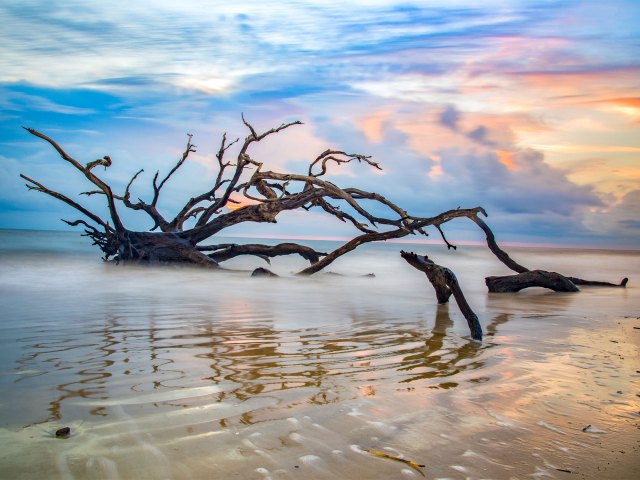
[439,106,461,132]
[297,99,614,246]
[0,91,95,115]
[584,189,640,246]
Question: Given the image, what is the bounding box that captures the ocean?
[0,229,638,479]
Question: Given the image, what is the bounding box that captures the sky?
[0,0,639,248]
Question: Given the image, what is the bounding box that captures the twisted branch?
[23,127,124,231]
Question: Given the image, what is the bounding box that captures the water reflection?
[13,305,501,428]
[397,305,487,385]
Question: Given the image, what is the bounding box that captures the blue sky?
[1,0,639,247]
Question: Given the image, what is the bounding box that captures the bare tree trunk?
[486,270,579,293]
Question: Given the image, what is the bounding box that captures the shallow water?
[0,230,638,479]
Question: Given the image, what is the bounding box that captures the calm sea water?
[0,229,638,479]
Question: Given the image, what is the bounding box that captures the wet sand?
[0,231,638,479]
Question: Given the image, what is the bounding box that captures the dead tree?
[19,118,491,275]
[20,117,627,340]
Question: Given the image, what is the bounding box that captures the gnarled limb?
[192,118,303,229]
[20,174,112,232]
[23,127,125,232]
[198,242,327,264]
[153,134,195,206]
[308,149,381,177]
[401,251,482,341]
[116,134,198,232]
[297,207,485,276]
[469,211,529,273]
[567,276,628,287]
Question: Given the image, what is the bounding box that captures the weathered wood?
[401,251,482,341]
[119,231,220,267]
[19,121,491,272]
[567,276,628,288]
[19,118,630,297]
[400,250,451,303]
[198,242,326,264]
[469,212,529,273]
[485,270,579,293]
[251,267,278,277]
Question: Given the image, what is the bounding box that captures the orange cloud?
[605,97,640,108]
[590,97,640,123]
[496,150,516,170]
[508,67,640,101]
[225,193,258,211]
[428,155,443,178]
[357,109,392,143]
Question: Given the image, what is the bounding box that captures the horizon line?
[1,227,637,252]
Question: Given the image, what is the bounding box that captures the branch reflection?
[14,305,508,428]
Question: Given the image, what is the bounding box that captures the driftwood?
[251,267,278,278]
[400,251,482,341]
[566,276,628,288]
[486,271,628,293]
[462,209,627,293]
[20,116,630,344]
[198,242,326,264]
[20,119,491,275]
[486,270,580,293]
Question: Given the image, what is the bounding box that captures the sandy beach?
[0,230,638,479]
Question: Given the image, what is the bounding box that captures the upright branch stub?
[401,251,482,341]
[152,133,196,206]
[190,116,303,231]
[118,133,199,232]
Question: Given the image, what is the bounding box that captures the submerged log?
[486,270,580,293]
[486,271,628,293]
[251,267,278,277]
[401,251,482,341]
